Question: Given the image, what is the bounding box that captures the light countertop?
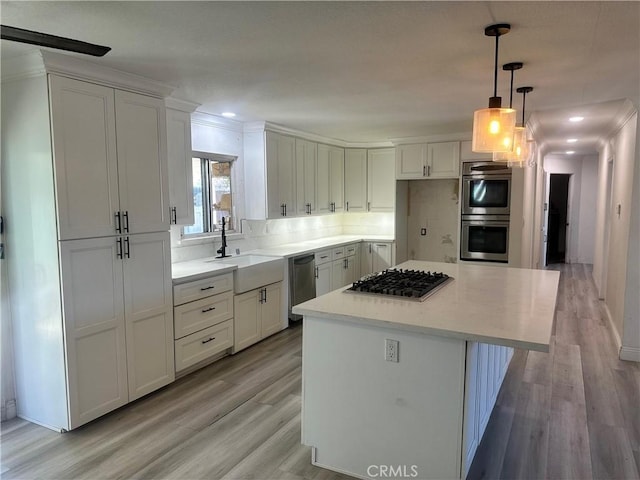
[172,235,394,283]
[292,260,560,352]
[249,234,394,258]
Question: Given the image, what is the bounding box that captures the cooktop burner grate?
[345,269,453,302]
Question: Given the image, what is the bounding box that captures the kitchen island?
[292,260,559,480]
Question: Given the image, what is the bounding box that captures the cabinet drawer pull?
[320,255,328,259]
[201,336,216,344]
[200,286,215,291]
[201,306,216,313]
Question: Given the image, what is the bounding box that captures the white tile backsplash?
[171,213,388,262]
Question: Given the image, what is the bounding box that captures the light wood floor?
[2,264,639,479]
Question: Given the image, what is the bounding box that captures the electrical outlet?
[235,248,241,255]
[420,227,427,236]
[385,339,399,363]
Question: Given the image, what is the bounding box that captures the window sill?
[177,232,245,247]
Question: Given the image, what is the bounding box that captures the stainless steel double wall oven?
[460,161,511,262]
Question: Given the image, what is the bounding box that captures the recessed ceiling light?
[569,116,584,122]
[221,112,236,118]
[567,138,578,143]
[566,150,575,154]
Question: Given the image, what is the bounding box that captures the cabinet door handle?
[201,306,216,313]
[124,237,130,258]
[116,238,123,259]
[201,336,216,344]
[346,201,349,212]
[423,165,426,176]
[284,204,287,217]
[263,288,267,303]
[367,202,371,212]
[171,206,177,224]
[123,211,130,233]
[427,165,431,176]
[369,244,372,254]
[200,286,215,291]
[314,266,319,279]
[115,211,122,234]
[344,258,348,269]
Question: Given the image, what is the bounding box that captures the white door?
[427,142,461,178]
[115,90,170,234]
[261,282,283,338]
[166,108,194,226]
[233,289,261,352]
[316,261,332,296]
[344,149,368,212]
[542,173,551,267]
[396,144,427,179]
[49,75,120,240]
[59,237,128,429]
[317,144,332,214]
[295,139,317,215]
[372,243,393,272]
[266,132,297,218]
[122,232,174,400]
[367,148,395,212]
[329,146,345,212]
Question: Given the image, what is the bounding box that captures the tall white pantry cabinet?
[1,51,175,431]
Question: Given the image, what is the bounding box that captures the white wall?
[576,155,598,263]
[604,112,638,357]
[592,142,614,296]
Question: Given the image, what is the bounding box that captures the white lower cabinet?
[233,282,283,352]
[172,272,234,373]
[361,241,395,276]
[315,244,360,296]
[60,232,173,428]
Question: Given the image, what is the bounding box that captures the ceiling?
[2,1,639,154]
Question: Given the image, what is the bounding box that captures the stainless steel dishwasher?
[289,254,316,321]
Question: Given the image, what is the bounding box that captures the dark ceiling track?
[1,25,111,57]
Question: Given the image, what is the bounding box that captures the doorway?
[546,174,571,264]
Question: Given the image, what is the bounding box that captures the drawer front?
[174,290,234,339]
[175,320,233,372]
[173,272,233,305]
[345,243,358,257]
[314,249,332,265]
[332,246,345,259]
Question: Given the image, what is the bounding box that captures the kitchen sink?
[208,255,285,293]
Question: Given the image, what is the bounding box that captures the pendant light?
[472,24,517,153]
[496,86,534,166]
[493,62,522,163]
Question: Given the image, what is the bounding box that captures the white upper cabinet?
[395,141,460,179]
[367,148,395,212]
[295,138,317,215]
[427,141,460,178]
[49,75,170,239]
[166,107,195,226]
[396,143,427,179]
[266,131,297,218]
[317,144,345,214]
[115,90,170,234]
[344,149,368,212]
[49,75,120,240]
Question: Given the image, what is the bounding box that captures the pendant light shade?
[472,24,517,153]
[493,86,534,164]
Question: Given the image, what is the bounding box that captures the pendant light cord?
[493,34,499,98]
[521,91,526,126]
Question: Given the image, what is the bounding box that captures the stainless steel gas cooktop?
[345,269,453,302]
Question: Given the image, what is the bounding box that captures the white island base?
[295,261,559,480]
[302,316,512,480]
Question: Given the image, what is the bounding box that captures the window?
[183,153,236,236]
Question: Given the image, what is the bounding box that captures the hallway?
[469,263,640,479]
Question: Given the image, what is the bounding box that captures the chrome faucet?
[216,217,231,258]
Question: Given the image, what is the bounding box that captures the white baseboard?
[620,346,640,362]
[602,302,623,352]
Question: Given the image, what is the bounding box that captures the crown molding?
[606,98,637,140]
[192,111,243,132]
[389,131,472,145]
[165,97,200,113]
[242,121,393,148]
[1,50,174,98]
